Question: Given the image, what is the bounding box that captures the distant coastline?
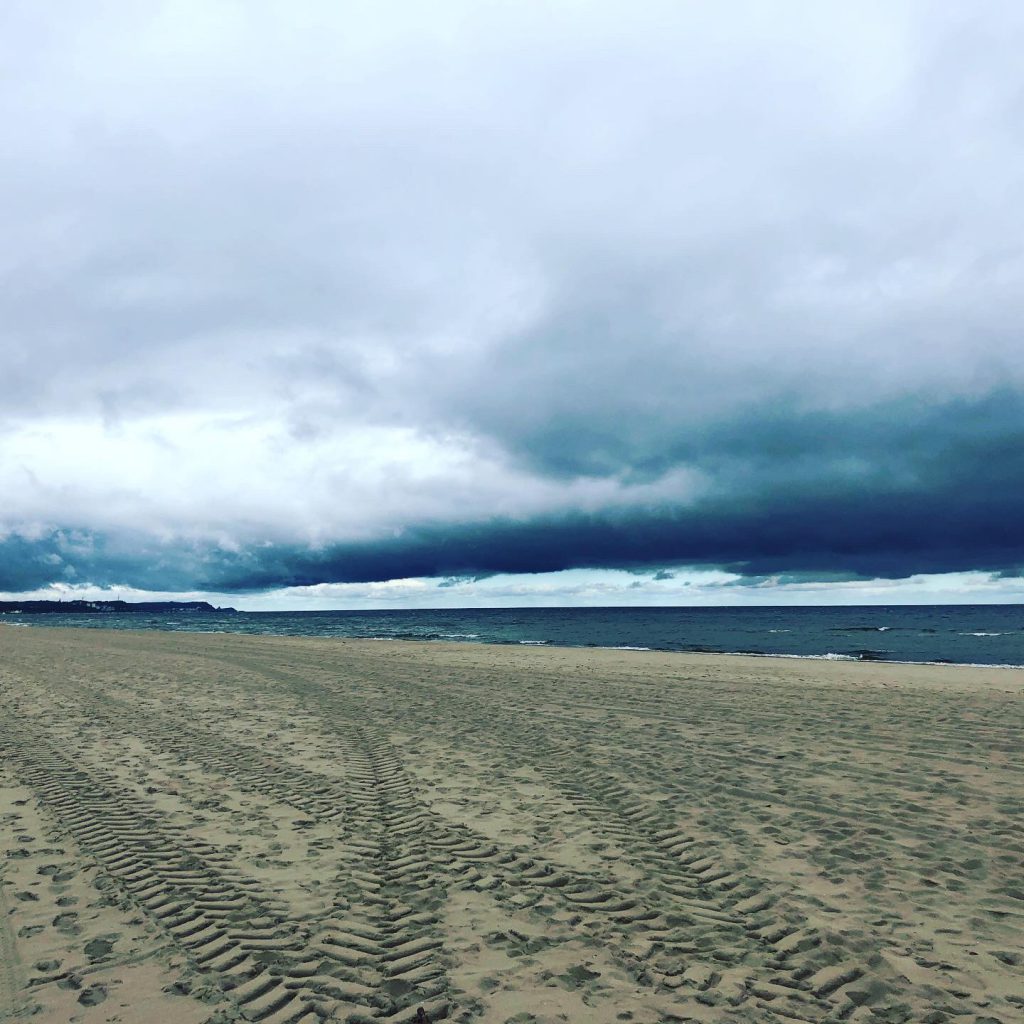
[0,599,237,615]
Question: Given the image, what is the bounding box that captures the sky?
[2,1,1023,609]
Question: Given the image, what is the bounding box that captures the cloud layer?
[2,2,1023,598]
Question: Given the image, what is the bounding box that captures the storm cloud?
[2,2,1023,600]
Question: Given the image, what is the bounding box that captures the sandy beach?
[1,625,1022,1024]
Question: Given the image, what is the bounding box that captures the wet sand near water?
[1,625,1022,1023]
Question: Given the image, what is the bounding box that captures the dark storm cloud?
[5,389,1020,593]
[198,462,1023,591]
[2,3,1024,597]
[187,388,1024,586]
[0,531,201,593]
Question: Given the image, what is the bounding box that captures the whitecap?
[723,650,857,662]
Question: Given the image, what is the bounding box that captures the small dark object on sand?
[415,1009,429,1024]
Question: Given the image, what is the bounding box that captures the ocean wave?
[360,630,459,642]
[605,645,651,651]
[724,650,858,661]
[960,631,1003,637]
[518,639,548,645]
[720,650,1023,669]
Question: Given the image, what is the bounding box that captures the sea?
[4,605,1023,667]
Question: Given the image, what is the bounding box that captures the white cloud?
[0,412,707,543]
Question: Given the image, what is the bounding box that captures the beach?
[1,625,1022,1024]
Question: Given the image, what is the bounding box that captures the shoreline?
[3,623,1023,698]
[3,618,1023,672]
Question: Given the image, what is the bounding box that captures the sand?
[0,625,1022,1024]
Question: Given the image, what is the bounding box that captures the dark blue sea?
[5,605,1024,667]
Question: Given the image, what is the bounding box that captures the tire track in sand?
[61,686,724,1017]
[291,723,451,1024]
[541,758,889,1021]
[399,689,915,1022]
[150,650,882,1018]
[0,719,331,1024]
[15,688,454,1024]
[85,688,688,1019]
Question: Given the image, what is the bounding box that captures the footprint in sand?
[53,911,81,935]
[77,983,108,1006]
[556,963,602,990]
[84,935,119,962]
[38,863,77,885]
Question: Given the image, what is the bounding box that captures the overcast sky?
[2,1,1023,608]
